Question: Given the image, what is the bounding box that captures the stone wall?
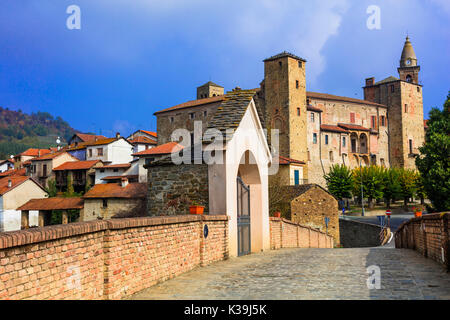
[147,163,209,216]
[339,218,387,248]
[269,217,334,250]
[395,213,449,271]
[0,215,228,300]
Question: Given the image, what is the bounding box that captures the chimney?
[365,77,375,86]
[116,132,121,139]
[121,177,128,188]
[7,179,12,188]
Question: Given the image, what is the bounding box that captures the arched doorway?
[359,133,368,154]
[235,150,263,256]
[350,133,358,153]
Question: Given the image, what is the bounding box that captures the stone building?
[285,184,339,245]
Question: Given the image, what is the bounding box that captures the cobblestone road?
[128,246,450,300]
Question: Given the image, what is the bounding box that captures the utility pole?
[360,159,365,217]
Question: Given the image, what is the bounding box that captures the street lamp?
[360,159,365,217]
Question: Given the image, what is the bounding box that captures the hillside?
[0,107,78,159]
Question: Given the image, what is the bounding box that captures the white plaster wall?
[0,209,39,232]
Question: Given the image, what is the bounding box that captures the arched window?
[406,75,412,83]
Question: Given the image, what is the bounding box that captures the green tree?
[324,164,354,200]
[352,165,384,209]
[381,167,402,208]
[45,178,58,197]
[415,92,450,211]
[414,172,427,205]
[398,168,417,207]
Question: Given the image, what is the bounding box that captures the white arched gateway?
[206,90,272,257]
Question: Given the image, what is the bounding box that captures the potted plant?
[413,205,423,218]
[189,200,204,215]
[273,211,281,218]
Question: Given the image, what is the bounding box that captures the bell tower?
[398,36,420,84]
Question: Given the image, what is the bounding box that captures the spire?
[400,35,417,67]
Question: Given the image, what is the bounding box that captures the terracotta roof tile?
[154,95,225,115]
[128,136,157,145]
[101,175,138,181]
[53,160,102,171]
[99,163,131,169]
[83,182,146,199]
[133,142,184,156]
[307,91,386,107]
[19,148,52,157]
[0,168,27,178]
[337,123,370,131]
[321,124,348,133]
[32,151,77,161]
[0,175,31,195]
[279,156,305,165]
[74,133,107,142]
[139,130,157,138]
[18,197,83,211]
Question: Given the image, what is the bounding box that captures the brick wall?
[269,217,334,249]
[395,213,450,271]
[0,215,228,300]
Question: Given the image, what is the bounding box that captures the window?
[97,148,103,156]
[310,113,315,122]
[404,104,408,113]
[296,80,299,89]
[329,151,334,162]
[390,85,395,93]
[170,117,174,123]
[102,199,108,208]
[409,139,413,154]
[380,116,386,126]
[307,151,310,161]
[204,110,207,117]
[298,61,302,68]
[350,113,355,123]
[313,133,317,144]
[100,169,105,173]
[406,75,412,83]
[189,113,195,119]
[371,116,376,129]
[297,108,300,116]
[325,135,329,145]
[279,61,282,67]
[89,149,93,157]
[380,158,385,167]
[417,87,420,93]
[43,164,47,177]
[275,108,279,114]
[113,169,118,172]
[342,137,346,147]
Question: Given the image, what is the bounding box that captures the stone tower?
[263,52,308,164]
[363,36,424,169]
[197,81,224,99]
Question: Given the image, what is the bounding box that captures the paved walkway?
[128,245,450,300]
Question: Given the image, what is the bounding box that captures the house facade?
[0,175,48,232]
[53,160,104,193]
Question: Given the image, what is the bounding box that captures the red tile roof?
[307,91,386,107]
[0,168,27,178]
[321,124,348,133]
[19,148,52,157]
[337,123,370,132]
[75,133,107,142]
[0,175,33,195]
[133,142,184,156]
[139,130,157,138]
[33,151,77,161]
[18,197,84,211]
[99,163,131,169]
[83,182,146,199]
[101,175,138,181]
[154,95,225,115]
[53,160,102,171]
[128,136,157,145]
[279,156,306,165]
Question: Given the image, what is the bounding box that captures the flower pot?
[189,205,204,215]
[414,211,422,218]
[274,212,281,218]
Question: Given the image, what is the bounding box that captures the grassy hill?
[0,107,78,159]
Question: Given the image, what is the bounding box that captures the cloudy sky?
[0,0,448,137]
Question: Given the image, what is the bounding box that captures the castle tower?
[398,36,420,84]
[197,81,224,99]
[263,52,308,164]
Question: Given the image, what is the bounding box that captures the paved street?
[128,245,450,300]
[342,213,415,231]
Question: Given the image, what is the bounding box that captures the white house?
[0,159,14,173]
[85,135,134,165]
[0,175,48,232]
[94,161,139,184]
